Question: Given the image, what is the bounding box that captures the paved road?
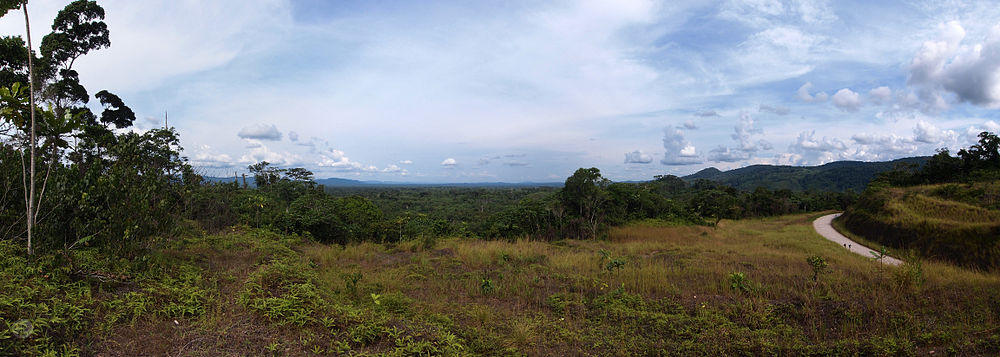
[813,213,902,266]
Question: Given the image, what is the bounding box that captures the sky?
[2,0,1000,183]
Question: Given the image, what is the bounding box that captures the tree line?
[0,1,857,258]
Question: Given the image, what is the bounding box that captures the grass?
[842,182,1000,269]
[3,213,999,355]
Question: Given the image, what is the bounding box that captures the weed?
[728,272,751,294]
[480,275,496,295]
[806,255,829,282]
[598,249,626,274]
[343,272,362,296]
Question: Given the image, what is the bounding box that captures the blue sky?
[3,0,1000,182]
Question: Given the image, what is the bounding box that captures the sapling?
[806,255,829,282]
[871,246,888,280]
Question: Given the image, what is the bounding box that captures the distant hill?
[682,157,930,192]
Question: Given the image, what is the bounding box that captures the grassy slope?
[3,213,1000,355]
[841,181,1000,269]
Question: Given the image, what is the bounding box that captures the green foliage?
[806,255,829,282]
[728,272,752,294]
[479,275,495,295]
[239,255,325,326]
[343,272,362,296]
[598,249,626,274]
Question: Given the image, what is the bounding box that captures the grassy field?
[3,212,1000,355]
[841,182,1000,269]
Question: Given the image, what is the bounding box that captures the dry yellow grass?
[297,212,1000,355]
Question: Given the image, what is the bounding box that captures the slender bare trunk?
[23,1,36,255]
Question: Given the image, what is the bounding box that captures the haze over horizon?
[3,0,999,182]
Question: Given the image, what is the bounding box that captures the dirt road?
[813,213,902,266]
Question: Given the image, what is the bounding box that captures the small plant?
[265,341,281,356]
[598,249,626,274]
[370,293,382,305]
[480,275,496,295]
[871,246,889,280]
[896,252,924,290]
[343,272,363,296]
[729,272,751,294]
[806,255,829,282]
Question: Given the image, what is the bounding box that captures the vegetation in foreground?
[3,213,1000,355]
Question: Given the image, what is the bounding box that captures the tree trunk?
[23,1,36,255]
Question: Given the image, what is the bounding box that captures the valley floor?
[3,212,999,355]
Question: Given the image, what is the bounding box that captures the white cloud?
[694,110,720,117]
[660,128,701,165]
[913,120,957,144]
[797,82,829,102]
[869,86,893,105]
[624,150,653,164]
[317,149,372,172]
[908,21,1000,109]
[681,120,699,129]
[732,112,770,152]
[189,145,235,168]
[707,146,750,162]
[758,104,790,115]
[831,88,861,112]
[788,130,847,165]
[792,130,847,151]
[239,144,302,167]
[288,131,299,142]
[380,164,407,175]
[441,158,457,167]
[399,160,413,165]
[238,124,282,141]
[849,133,918,160]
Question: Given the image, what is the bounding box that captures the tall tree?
[561,167,610,239]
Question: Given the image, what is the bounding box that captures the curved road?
[813,213,902,266]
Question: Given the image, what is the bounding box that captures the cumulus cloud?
[189,145,235,168]
[792,130,847,151]
[707,146,750,162]
[399,160,413,165]
[908,21,1000,109]
[238,124,282,141]
[660,128,701,165]
[288,131,299,142]
[831,88,861,112]
[732,113,770,152]
[869,86,893,105]
[624,150,653,164]
[758,104,790,115]
[317,149,375,172]
[788,130,847,164]
[681,120,698,129]
[239,144,302,167]
[694,110,720,117]
[708,113,771,163]
[849,133,918,160]
[913,120,957,144]
[380,164,407,174]
[797,82,828,102]
[441,158,458,167]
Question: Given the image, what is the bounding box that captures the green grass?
[3,214,999,355]
[842,182,1000,269]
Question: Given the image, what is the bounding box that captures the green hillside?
[840,181,1000,269]
[684,157,929,192]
